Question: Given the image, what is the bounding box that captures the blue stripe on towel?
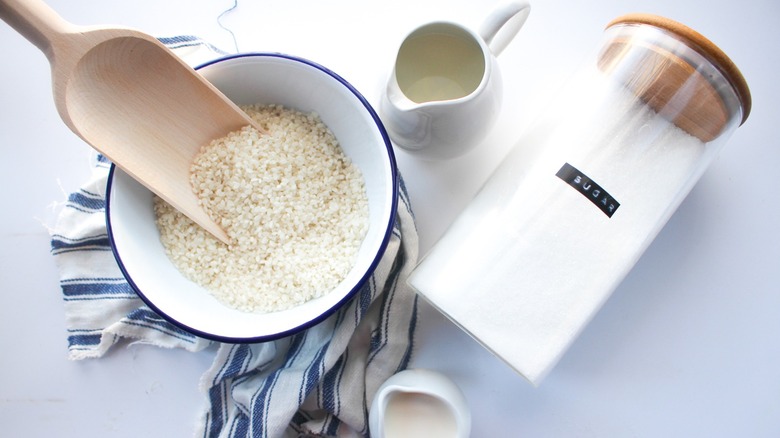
[229,415,249,438]
[321,353,345,415]
[291,411,311,433]
[253,369,281,437]
[206,386,226,438]
[398,175,415,222]
[219,345,252,382]
[51,234,111,254]
[65,327,119,352]
[123,308,199,343]
[67,190,105,212]
[158,35,229,55]
[252,332,307,437]
[359,277,373,317]
[400,295,419,370]
[300,343,327,405]
[60,277,135,301]
[67,333,102,348]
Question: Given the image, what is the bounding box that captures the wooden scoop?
[0,0,259,243]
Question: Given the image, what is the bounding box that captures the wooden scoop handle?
[0,0,166,135]
[0,0,68,53]
[1,0,239,244]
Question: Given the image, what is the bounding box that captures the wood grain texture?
[598,13,751,142]
[0,0,265,243]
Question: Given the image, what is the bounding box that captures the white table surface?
[2,0,778,436]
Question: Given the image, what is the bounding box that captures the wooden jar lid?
[599,14,751,142]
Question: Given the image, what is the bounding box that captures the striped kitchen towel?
[51,153,213,357]
[48,39,420,438]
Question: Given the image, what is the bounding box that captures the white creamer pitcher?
[379,1,530,160]
[368,369,471,438]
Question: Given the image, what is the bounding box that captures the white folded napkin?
[49,38,420,438]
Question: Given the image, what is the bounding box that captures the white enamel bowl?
[106,53,398,342]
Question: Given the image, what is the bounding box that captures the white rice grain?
[154,104,369,313]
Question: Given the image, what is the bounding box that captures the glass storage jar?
[408,14,752,385]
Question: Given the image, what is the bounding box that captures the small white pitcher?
[369,369,471,438]
[379,1,531,160]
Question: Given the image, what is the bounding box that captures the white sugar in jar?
[409,14,752,385]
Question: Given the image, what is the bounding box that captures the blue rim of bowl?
[105,52,399,344]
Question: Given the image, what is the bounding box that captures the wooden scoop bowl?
[0,0,261,243]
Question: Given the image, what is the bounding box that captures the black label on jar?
[556,163,620,217]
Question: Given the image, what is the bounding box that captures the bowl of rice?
[105,53,398,342]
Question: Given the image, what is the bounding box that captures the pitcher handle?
[479,1,531,56]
